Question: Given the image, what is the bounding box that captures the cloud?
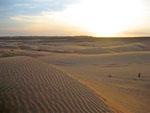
[14,3,34,7]
[0,0,79,18]
[9,10,88,36]
[11,15,36,22]
[0,0,150,36]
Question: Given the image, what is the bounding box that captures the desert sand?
[0,36,150,113]
[0,56,112,113]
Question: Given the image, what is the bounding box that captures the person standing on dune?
[138,73,141,79]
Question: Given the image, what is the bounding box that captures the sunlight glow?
[53,0,144,36]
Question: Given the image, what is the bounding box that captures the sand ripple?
[0,56,112,113]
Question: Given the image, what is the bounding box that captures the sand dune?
[0,37,150,113]
[38,52,150,113]
[0,37,150,55]
[0,56,112,113]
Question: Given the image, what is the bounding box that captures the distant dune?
[0,37,150,56]
[0,56,112,113]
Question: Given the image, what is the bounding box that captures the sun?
[53,0,144,37]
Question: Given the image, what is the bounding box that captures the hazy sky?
[0,0,149,37]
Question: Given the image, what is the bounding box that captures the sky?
[0,0,150,37]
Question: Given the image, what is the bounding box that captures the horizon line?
[0,35,150,38]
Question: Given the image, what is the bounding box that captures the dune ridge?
[0,56,113,113]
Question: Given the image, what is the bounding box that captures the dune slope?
[0,56,112,113]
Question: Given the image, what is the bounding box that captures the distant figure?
[10,49,14,52]
[108,74,112,78]
[138,73,141,79]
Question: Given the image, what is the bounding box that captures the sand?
[0,36,150,113]
[0,56,112,113]
[38,52,150,113]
